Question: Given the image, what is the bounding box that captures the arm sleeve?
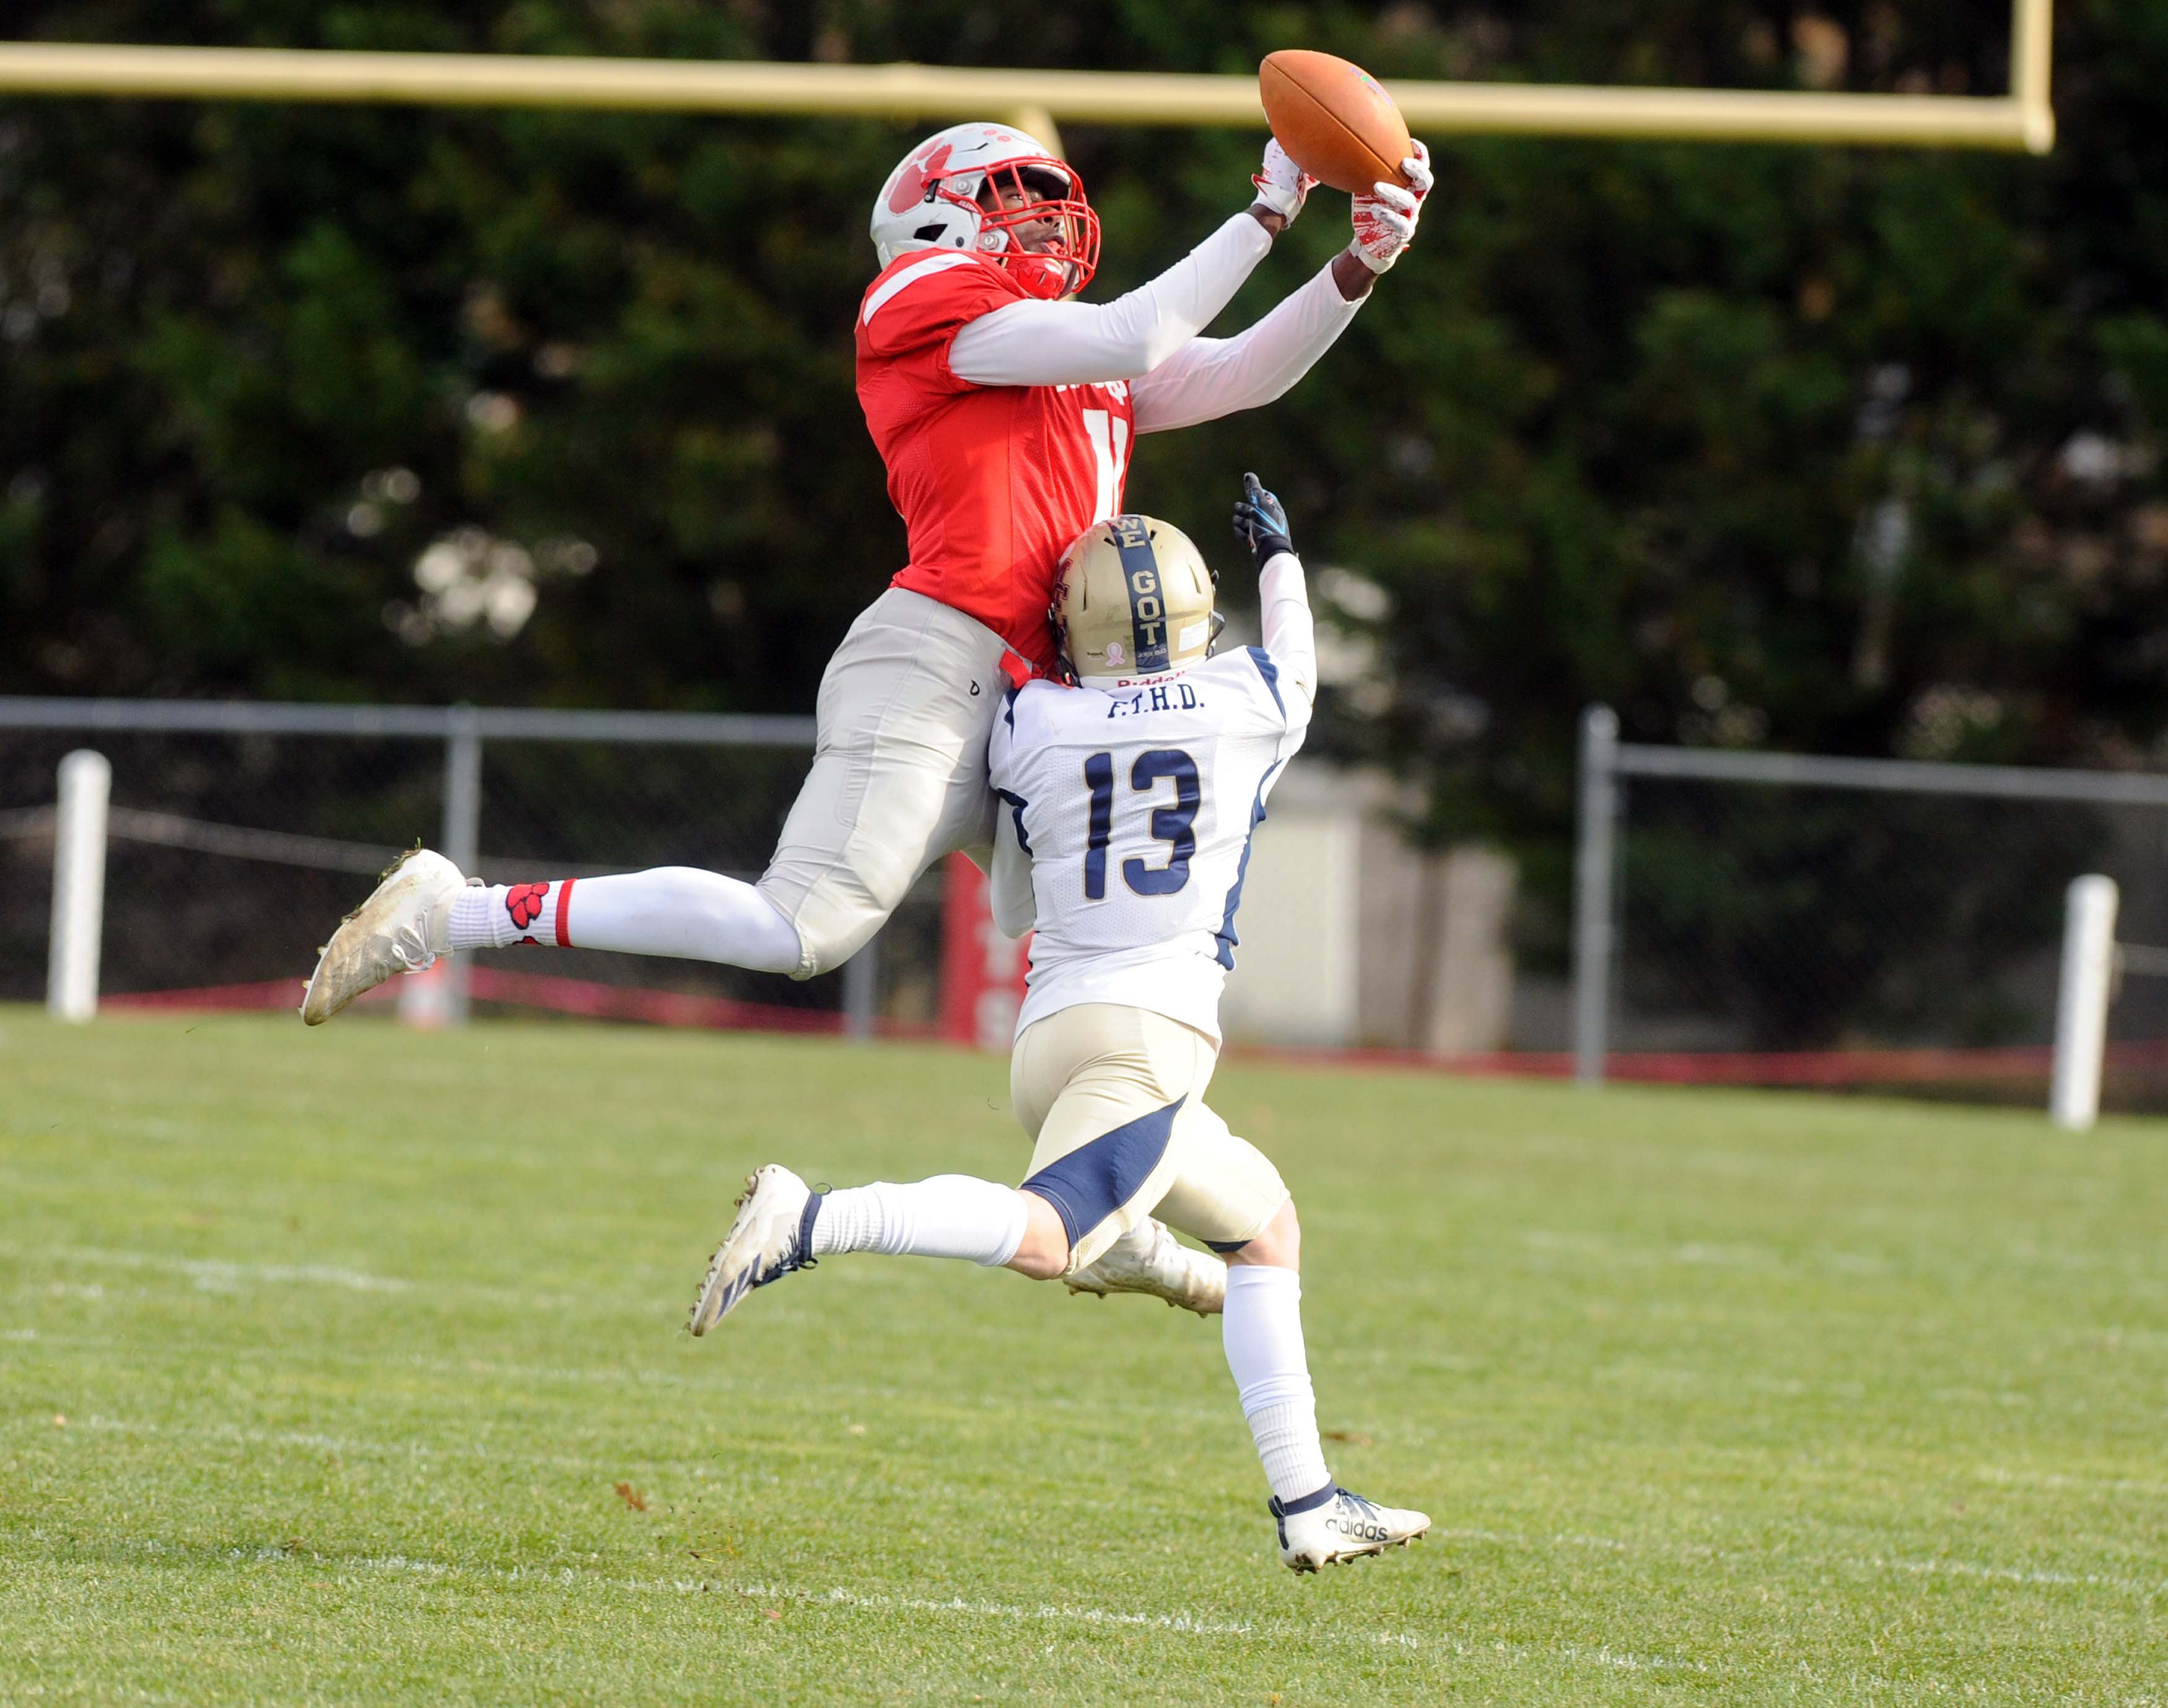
[1129,264,1363,435]
[987,706,1036,939]
[946,214,1272,387]
[990,790,1036,940]
[1259,551,1318,730]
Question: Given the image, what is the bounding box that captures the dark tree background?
[4,1,2167,1037]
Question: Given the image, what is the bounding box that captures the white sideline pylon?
[47,749,112,1024]
[2050,874,2119,1132]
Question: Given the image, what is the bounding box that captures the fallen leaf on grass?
[1320,1431,1371,1446]
[613,1481,649,1512]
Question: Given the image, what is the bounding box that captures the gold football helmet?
[1052,513,1222,687]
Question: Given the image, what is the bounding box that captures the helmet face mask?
[950,158,1100,300]
[1053,515,1222,689]
[870,124,1101,300]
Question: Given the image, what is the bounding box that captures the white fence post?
[842,928,879,1043]
[1572,705,1619,1086]
[431,704,483,1027]
[2050,874,2119,1131]
[47,749,112,1022]
[398,706,483,1029]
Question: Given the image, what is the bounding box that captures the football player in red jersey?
[303,123,1429,1008]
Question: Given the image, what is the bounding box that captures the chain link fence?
[1573,706,2168,1109]
[0,700,945,1034]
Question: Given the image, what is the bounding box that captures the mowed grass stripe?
[2,1009,2165,1703]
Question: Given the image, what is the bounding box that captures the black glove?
[1231,472,1295,573]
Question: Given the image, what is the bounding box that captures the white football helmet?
[1053,514,1223,689]
[870,122,1101,301]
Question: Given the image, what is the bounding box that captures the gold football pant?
[1009,1003,1290,1274]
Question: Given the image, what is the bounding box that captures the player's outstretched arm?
[1233,473,1318,716]
[946,141,1309,390]
[1130,142,1433,435]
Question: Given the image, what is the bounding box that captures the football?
[1257,49,1414,194]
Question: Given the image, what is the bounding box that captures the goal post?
[0,0,2055,153]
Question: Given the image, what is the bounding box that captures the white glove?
[1251,137,1317,224]
[1348,139,1433,274]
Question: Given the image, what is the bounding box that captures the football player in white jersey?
[688,475,1429,1574]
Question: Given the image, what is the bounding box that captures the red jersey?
[855,250,1135,677]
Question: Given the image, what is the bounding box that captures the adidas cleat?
[300,848,471,1025]
[1272,1484,1430,1574]
[1065,1218,1226,1317]
[688,1165,823,1336]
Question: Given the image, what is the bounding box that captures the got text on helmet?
[1052,515,1225,689]
[869,123,1101,302]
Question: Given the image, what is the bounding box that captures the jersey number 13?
[1083,749,1199,900]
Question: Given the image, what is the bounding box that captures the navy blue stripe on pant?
[1021,1095,1186,1248]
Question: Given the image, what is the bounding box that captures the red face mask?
[933,156,1101,300]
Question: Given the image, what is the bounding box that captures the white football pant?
[758,586,1012,977]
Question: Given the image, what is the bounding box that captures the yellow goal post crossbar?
[0,0,2053,154]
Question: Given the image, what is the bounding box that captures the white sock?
[1222,1265,1332,1505]
[449,881,569,949]
[809,1177,1028,1268]
[446,868,801,974]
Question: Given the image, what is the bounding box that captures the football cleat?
[1065,1218,1226,1317]
[688,1165,824,1336]
[1272,1484,1431,1574]
[300,848,471,1026]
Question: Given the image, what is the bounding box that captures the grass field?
[1,1009,2164,1704]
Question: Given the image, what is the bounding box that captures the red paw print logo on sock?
[504,882,549,931]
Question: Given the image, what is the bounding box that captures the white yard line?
[32,1416,2167,1608]
[33,1244,413,1293]
[1437,1525,2167,1600]
[331,1553,1704,1672]
[8,1243,587,1309]
[1878,1556,2168,1595]
[84,1533,1703,1672]
[35,1414,609,1475]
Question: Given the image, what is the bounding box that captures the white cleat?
[1065,1218,1226,1317]
[688,1164,823,1336]
[1272,1484,1431,1574]
[300,848,471,1025]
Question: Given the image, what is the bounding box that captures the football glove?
[1251,139,1317,225]
[1349,139,1433,274]
[1233,472,1295,572]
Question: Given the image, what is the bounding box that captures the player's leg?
[756,587,1008,978]
[1006,1004,1236,1304]
[300,590,1007,1023]
[1157,1102,1430,1572]
[686,1161,1059,1335]
[1011,1003,1226,1314]
[688,1003,1227,1335]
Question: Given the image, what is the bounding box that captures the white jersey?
[988,640,1309,1043]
